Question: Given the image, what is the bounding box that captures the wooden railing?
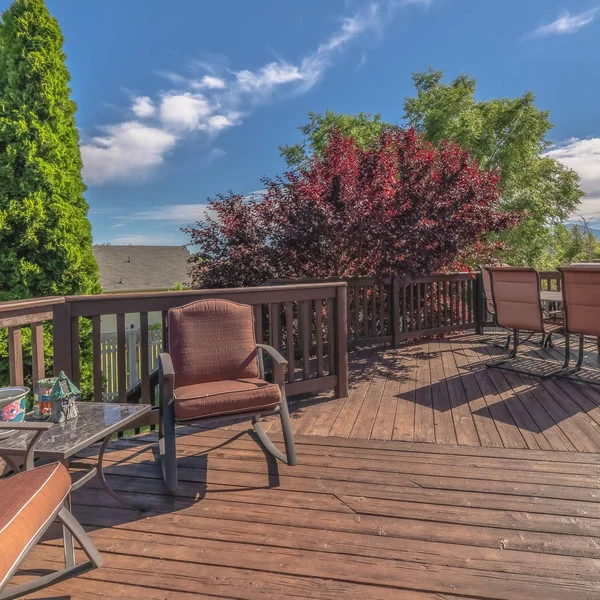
[0,271,563,412]
[0,297,64,391]
[346,273,479,348]
[48,282,348,405]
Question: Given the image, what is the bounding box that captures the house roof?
[92,245,191,293]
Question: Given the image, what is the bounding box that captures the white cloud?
[131,96,155,117]
[81,122,177,184]
[546,137,600,222]
[135,203,211,223]
[191,75,226,90]
[159,92,212,131]
[528,9,598,38]
[82,1,411,185]
[110,233,183,245]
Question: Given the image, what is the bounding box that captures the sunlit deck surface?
[254,331,600,451]
[16,332,600,599]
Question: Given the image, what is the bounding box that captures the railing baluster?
[269,302,281,350]
[71,316,80,387]
[285,301,295,383]
[253,304,263,344]
[353,286,359,340]
[379,284,385,336]
[362,286,369,338]
[30,323,45,392]
[7,326,24,386]
[301,300,311,380]
[327,298,335,376]
[140,312,150,403]
[117,313,126,403]
[316,299,324,377]
[92,315,102,401]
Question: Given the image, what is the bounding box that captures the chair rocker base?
[159,404,297,494]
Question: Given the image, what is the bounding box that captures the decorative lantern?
[48,371,80,423]
[33,378,55,420]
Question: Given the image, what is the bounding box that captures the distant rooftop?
[93,245,190,293]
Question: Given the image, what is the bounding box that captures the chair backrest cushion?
[488,267,544,332]
[168,299,259,386]
[559,267,600,336]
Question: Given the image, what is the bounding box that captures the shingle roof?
[93,245,191,293]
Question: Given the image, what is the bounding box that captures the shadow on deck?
[244,331,600,452]
[13,426,600,599]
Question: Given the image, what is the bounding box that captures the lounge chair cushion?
[174,378,281,420]
[0,462,71,588]
[169,300,259,387]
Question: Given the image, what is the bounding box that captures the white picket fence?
[100,328,162,401]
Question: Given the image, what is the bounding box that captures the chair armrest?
[256,344,288,366]
[256,344,287,388]
[159,353,175,380]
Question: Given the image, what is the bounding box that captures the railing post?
[335,284,349,398]
[7,326,24,386]
[474,272,485,335]
[52,302,74,378]
[391,276,400,348]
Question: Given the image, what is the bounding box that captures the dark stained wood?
[116,313,127,403]
[315,299,324,378]
[253,304,263,345]
[16,427,600,600]
[92,315,103,402]
[7,326,23,386]
[285,301,295,383]
[30,322,45,392]
[139,312,151,403]
[71,316,80,387]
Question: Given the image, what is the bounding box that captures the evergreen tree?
[0,0,99,396]
[0,0,99,300]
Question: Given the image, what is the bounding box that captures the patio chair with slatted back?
[558,266,600,377]
[0,462,102,600]
[158,299,297,493]
[479,264,510,349]
[487,267,569,376]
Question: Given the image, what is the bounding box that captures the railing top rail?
[0,296,64,313]
[64,281,346,303]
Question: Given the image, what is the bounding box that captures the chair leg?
[0,506,102,600]
[541,333,571,379]
[252,398,297,466]
[159,393,178,494]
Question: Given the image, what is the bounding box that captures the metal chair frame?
[159,342,296,494]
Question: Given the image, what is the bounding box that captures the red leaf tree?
[184,127,517,288]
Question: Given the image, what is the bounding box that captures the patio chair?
[158,299,297,493]
[487,267,568,377]
[0,462,102,600]
[557,266,600,377]
[479,264,510,349]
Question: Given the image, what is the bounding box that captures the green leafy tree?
[0,0,100,393]
[282,70,584,267]
[403,69,583,266]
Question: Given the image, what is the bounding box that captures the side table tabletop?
[0,402,151,511]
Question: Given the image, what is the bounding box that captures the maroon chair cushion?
[174,378,281,420]
[0,463,71,588]
[168,299,259,387]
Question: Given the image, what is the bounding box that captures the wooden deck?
[243,332,600,452]
[14,427,600,599]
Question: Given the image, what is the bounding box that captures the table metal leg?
[61,459,76,568]
[97,434,148,511]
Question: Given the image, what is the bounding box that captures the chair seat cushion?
[0,462,71,587]
[174,378,282,421]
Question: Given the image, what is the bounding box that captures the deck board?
[13,428,600,600]
[259,332,600,451]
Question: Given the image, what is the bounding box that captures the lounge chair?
[487,267,567,377]
[557,266,600,377]
[158,299,297,493]
[0,461,102,600]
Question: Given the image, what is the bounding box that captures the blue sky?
[4,0,600,244]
